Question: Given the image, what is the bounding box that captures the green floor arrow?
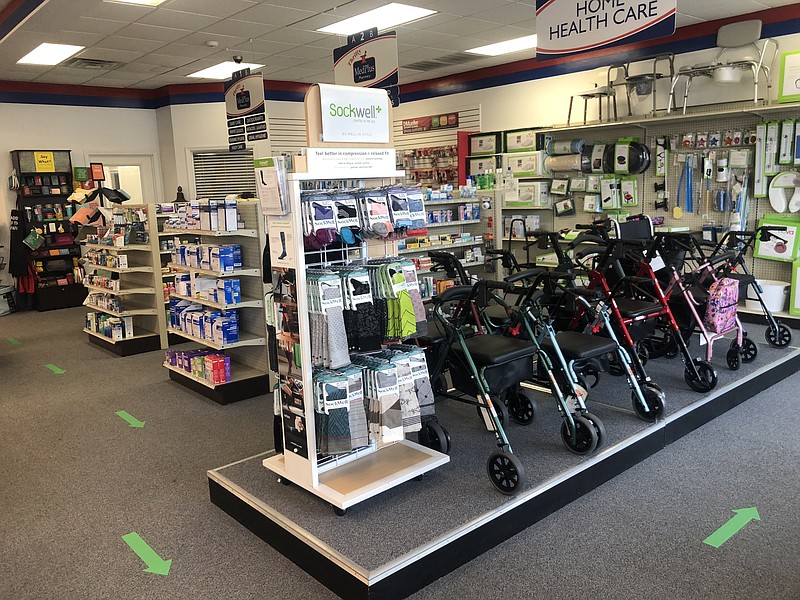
[45,363,65,374]
[6,337,20,345]
[122,532,171,576]
[115,410,145,428]
[703,507,760,548]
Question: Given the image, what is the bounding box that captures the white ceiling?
[0,0,796,89]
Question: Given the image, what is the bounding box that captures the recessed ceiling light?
[187,61,264,80]
[17,43,85,66]
[466,35,538,57]
[103,0,168,6]
[317,3,436,35]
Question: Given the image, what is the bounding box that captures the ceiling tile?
[266,66,325,80]
[229,39,295,55]
[0,71,40,81]
[201,19,280,39]
[137,9,222,31]
[281,13,340,31]
[258,27,327,45]
[680,0,770,20]
[70,0,155,21]
[395,13,461,31]
[275,0,339,9]
[232,4,316,26]
[178,31,247,47]
[83,77,139,87]
[395,29,458,48]
[318,0,392,19]
[77,47,145,63]
[138,53,197,68]
[297,58,333,72]
[116,62,172,74]
[420,0,514,17]
[469,2,537,26]
[474,26,536,44]
[35,67,112,85]
[422,17,499,37]
[95,36,166,54]
[273,44,331,60]
[115,23,192,43]
[149,42,218,59]
[161,0,258,18]
[72,17,130,36]
[305,34,350,50]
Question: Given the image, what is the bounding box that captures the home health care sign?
[319,83,390,144]
[536,0,676,59]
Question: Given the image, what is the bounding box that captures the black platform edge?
[739,311,800,329]
[209,476,370,600]
[208,350,800,600]
[87,333,161,356]
[168,369,270,405]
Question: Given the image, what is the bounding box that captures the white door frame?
[84,152,163,204]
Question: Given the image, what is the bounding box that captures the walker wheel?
[477,397,507,427]
[726,346,741,371]
[333,506,347,517]
[637,343,649,366]
[278,477,292,486]
[419,420,450,454]
[486,450,525,495]
[582,412,607,449]
[432,373,448,394]
[505,387,537,425]
[560,415,599,455]
[632,386,665,422]
[740,337,758,363]
[766,322,792,348]
[684,358,718,393]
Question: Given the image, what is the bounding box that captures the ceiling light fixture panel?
[466,35,538,56]
[317,3,436,35]
[17,43,85,65]
[187,61,264,80]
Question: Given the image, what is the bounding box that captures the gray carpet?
[1,307,798,599]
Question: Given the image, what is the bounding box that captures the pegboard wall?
[501,102,800,287]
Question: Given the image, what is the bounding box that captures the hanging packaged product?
[545,139,585,156]
[543,153,586,172]
[554,197,575,217]
[655,137,668,178]
[550,179,569,195]
[765,122,780,177]
[503,151,549,178]
[620,178,638,207]
[794,123,800,166]
[754,123,768,198]
[588,144,606,174]
[504,128,540,153]
[754,215,800,261]
[601,177,621,210]
[570,178,587,192]
[583,194,602,213]
[780,120,795,165]
[586,174,602,192]
[768,171,800,213]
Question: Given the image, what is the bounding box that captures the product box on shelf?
[469,132,503,156]
[210,246,235,273]
[222,197,238,232]
[217,279,241,305]
[503,151,550,178]
[467,156,500,178]
[213,317,239,346]
[504,128,541,153]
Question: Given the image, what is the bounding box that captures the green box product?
[620,178,638,207]
[754,215,800,262]
[467,155,500,178]
[502,151,549,178]
[469,132,503,156]
[504,128,540,153]
[790,259,800,316]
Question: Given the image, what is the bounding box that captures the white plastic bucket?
[745,280,789,313]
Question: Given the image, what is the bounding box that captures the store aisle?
[1,307,798,599]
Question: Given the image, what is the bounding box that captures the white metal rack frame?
[262,163,449,513]
[81,204,168,356]
[161,200,271,405]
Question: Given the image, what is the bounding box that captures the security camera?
[233,55,243,64]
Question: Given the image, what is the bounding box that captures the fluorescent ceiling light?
[317,3,436,35]
[187,61,264,80]
[466,35,538,56]
[17,43,84,65]
[103,0,168,6]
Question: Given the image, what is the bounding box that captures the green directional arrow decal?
[6,337,20,345]
[703,507,760,548]
[122,532,171,576]
[115,410,145,428]
[45,363,65,374]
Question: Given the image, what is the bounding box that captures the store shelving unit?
[161,200,270,405]
[81,204,168,356]
[10,149,87,311]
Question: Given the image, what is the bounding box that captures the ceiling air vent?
[62,57,123,70]
[403,52,479,72]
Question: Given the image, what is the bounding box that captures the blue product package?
[231,279,241,303]
[231,245,242,269]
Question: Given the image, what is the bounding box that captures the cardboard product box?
[122,316,134,339]
[203,311,223,340]
[223,198,238,231]
[468,156,500,178]
[194,277,217,300]
[217,279,241,305]
[231,245,243,269]
[111,319,124,341]
[469,132,503,156]
[503,151,550,178]
[116,254,128,269]
[504,128,540,153]
[213,318,239,346]
[199,198,211,230]
[209,199,219,231]
[191,312,204,339]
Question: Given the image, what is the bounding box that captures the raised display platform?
[209,332,800,599]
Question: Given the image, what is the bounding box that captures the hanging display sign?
[306,148,395,177]
[318,83,390,144]
[402,113,459,134]
[224,69,268,152]
[535,0,676,59]
[34,151,55,172]
[333,28,399,107]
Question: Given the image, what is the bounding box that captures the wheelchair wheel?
[486,450,525,495]
[560,415,598,455]
[740,337,758,363]
[505,387,537,426]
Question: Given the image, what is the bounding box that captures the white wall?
[393,32,800,131]
[0,103,160,285]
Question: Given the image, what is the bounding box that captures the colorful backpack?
[703,277,739,334]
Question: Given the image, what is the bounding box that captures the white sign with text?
[318,83,390,144]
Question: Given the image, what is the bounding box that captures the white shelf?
[425,199,464,206]
[170,292,263,310]
[162,227,257,238]
[163,361,266,388]
[167,262,260,278]
[83,243,152,252]
[83,327,158,344]
[399,239,484,255]
[84,302,158,317]
[85,262,154,274]
[166,327,265,350]
[425,220,481,229]
[84,283,155,296]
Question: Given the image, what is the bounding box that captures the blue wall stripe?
[0,91,155,109]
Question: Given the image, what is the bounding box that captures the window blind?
[192,149,256,201]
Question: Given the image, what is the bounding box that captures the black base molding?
[209,352,800,600]
[87,332,160,356]
[169,369,270,405]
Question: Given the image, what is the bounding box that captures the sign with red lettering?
[536,0,676,59]
[402,113,459,134]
